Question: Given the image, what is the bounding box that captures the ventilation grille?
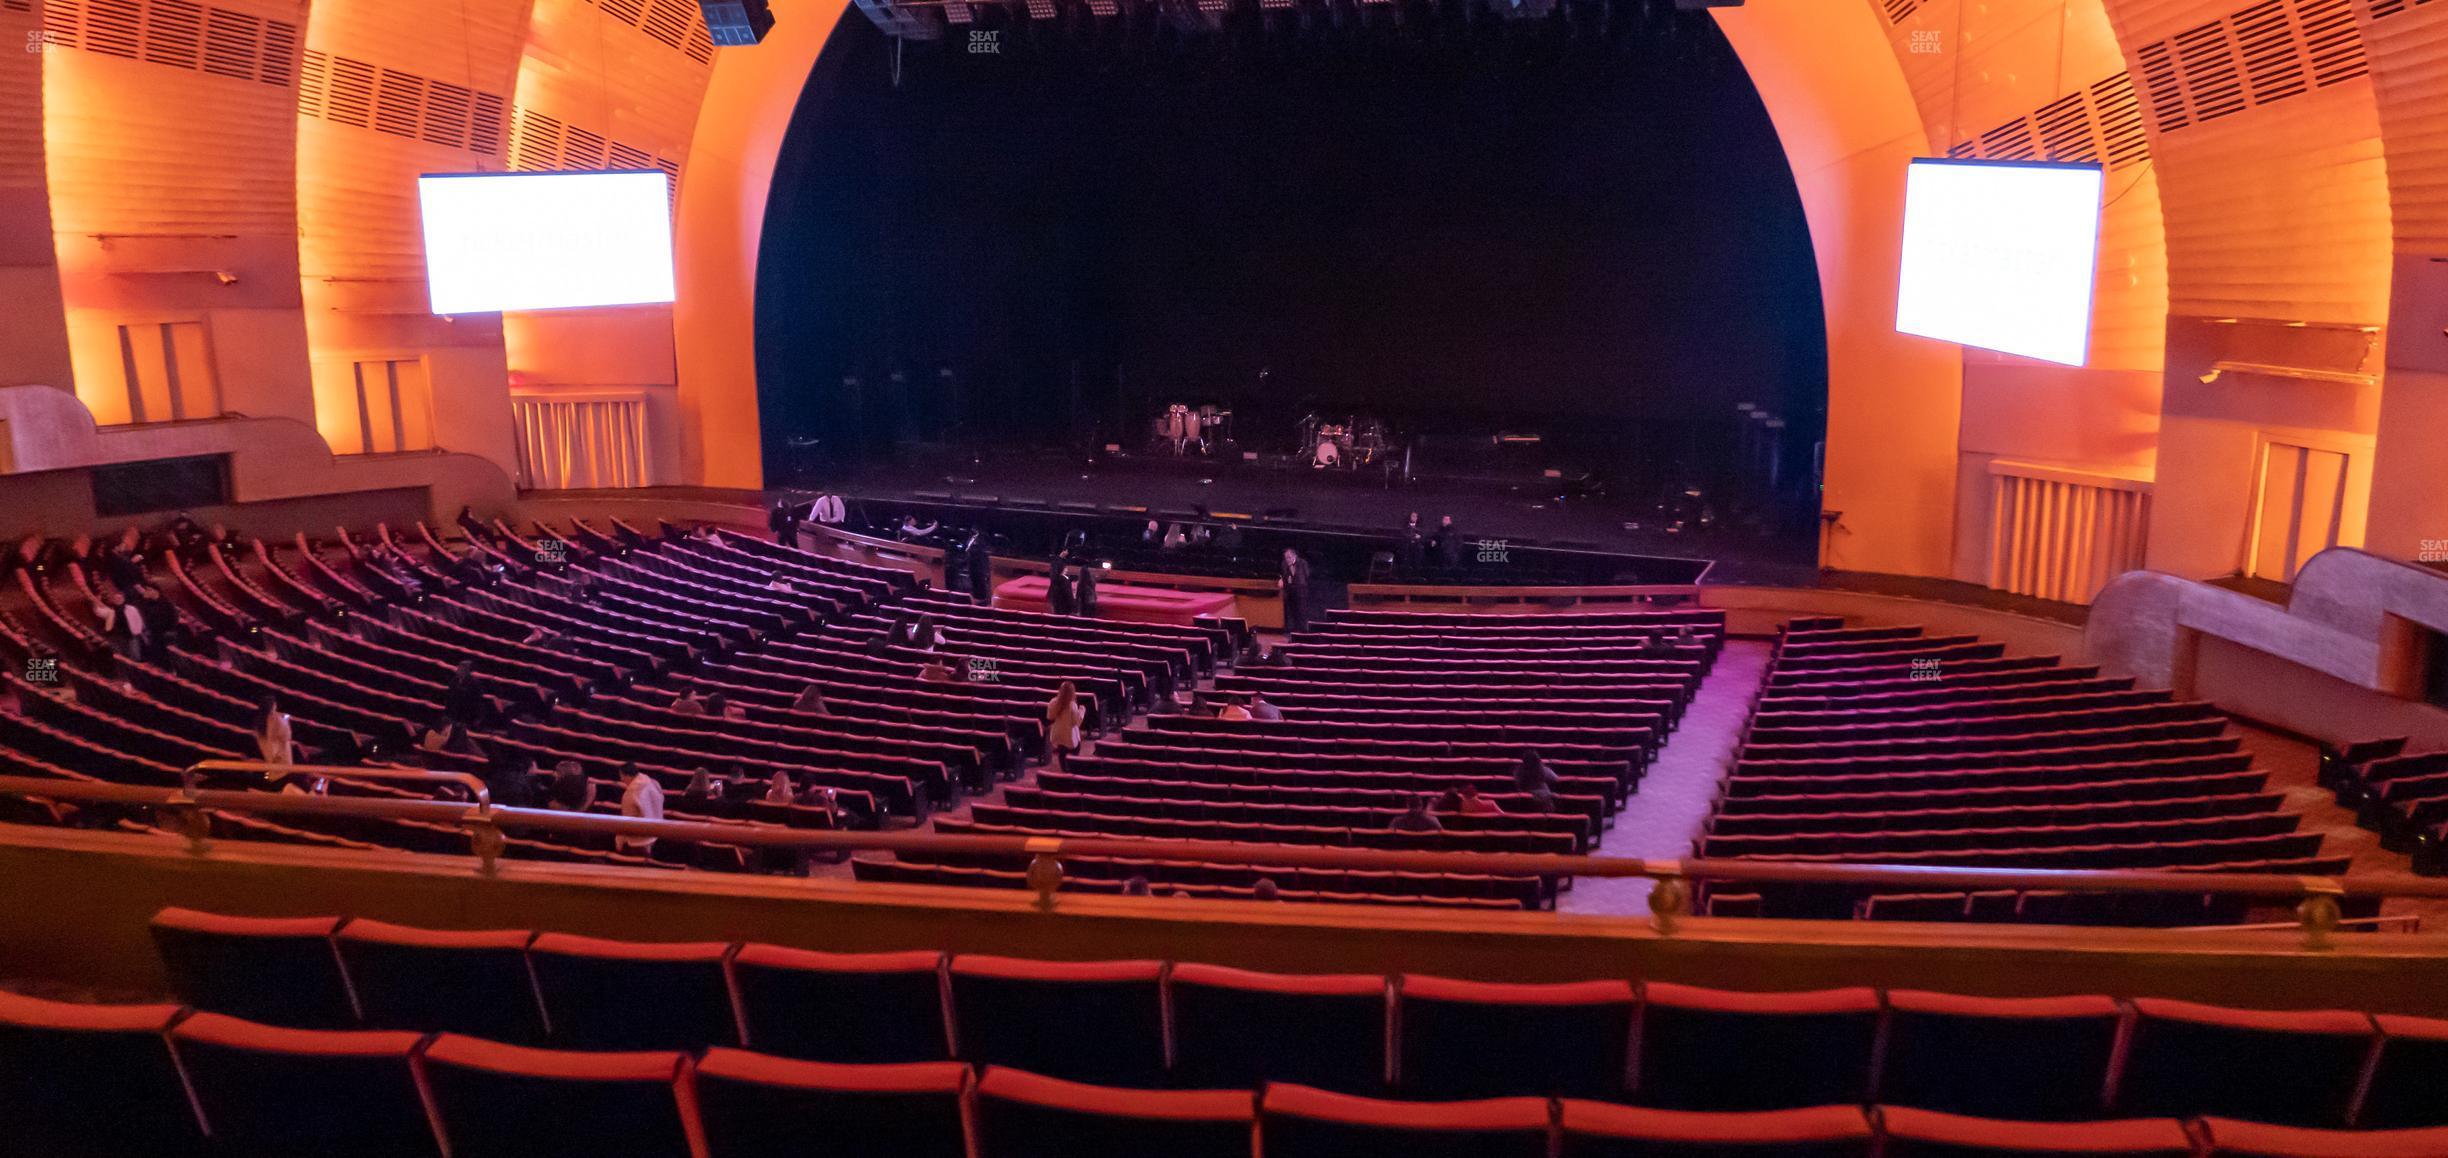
[2368,0,2444,18]
[1948,70,2154,172]
[579,0,715,64]
[2131,0,2369,135]
[1883,0,1921,22]
[39,0,295,85]
[509,104,683,199]
[298,49,508,157]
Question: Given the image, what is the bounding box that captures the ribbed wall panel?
[2148,80,2393,321]
[2365,2,2448,252]
[515,0,711,166]
[2,1,47,194]
[1987,466,2156,603]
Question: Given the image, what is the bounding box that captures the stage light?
[417,171,676,315]
[1895,158,2103,367]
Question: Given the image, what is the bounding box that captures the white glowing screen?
[418,171,677,315]
[1895,158,2104,367]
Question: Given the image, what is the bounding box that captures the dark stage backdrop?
[756,6,1826,485]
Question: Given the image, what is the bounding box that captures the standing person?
[1074,562,1099,618]
[1279,549,1312,633]
[1397,512,1427,573]
[767,499,803,547]
[1045,681,1085,770]
[254,695,297,767]
[810,492,847,526]
[1047,563,1076,616]
[95,588,145,662]
[615,763,664,857]
[1433,515,1464,569]
[964,529,994,606]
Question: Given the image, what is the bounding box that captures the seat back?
[149,908,356,1028]
[526,933,740,1051]
[419,1034,697,1158]
[2199,1118,2448,1157]
[947,957,1165,1086]
[693,1048,970,1158]
[1395,976,1636,1100]
[1169,963,1388,1093]
[2115,1000,2375,1128]
[171,1012,438,1157]
[1879,992,2124,1120]
[2361,1015,2448,1130]
[729,945,949,1063]
[1260,1082,1552,1158]
[1633,984,1881,1111]
[335,920,546,1043]
[1880,1107,2198,1156]
[1557,1101,1873,1158]
[973,1066,1254,1158]
[0,990,201,1156]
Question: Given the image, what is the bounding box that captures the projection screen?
[418,170,678,315]
[1895,158,2105,367]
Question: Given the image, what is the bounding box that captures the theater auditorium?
[4,0,2448,1152]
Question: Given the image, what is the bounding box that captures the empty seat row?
[145,911,2448,1127]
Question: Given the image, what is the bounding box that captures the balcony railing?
[5,762,2444,950]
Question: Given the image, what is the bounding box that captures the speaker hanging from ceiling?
[701,0,777,45]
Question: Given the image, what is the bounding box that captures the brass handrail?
[3,767,2442,942]
[182,761,490,810]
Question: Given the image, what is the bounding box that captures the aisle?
[1559,638,1773,916]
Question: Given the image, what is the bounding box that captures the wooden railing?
[5,765,2444,949]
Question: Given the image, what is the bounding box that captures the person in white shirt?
[765,769,796,804]
[811,493,847,525]
[1045,681,1085,769]
[616,762,664,856]
[255,696,297,766]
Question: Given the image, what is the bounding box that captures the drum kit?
[1299,413,1390,469]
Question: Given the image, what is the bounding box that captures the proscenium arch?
[673,0,1959,576]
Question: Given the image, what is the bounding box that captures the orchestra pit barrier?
[6,764,2444,953]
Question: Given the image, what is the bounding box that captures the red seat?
[334,919,546,1043]
[1557,1101,1873,1157]
[526,933,740,1051]
[947,956,1166,1086]
[149,908,357,1028]
[1168,963,1388,1093]
[2199,1119,2448,1157]
[2115,1000,2376,1128]
[693,1048,970,1158]
[1879,992,2124,1120]
[0,989,201,1155]
[973,1065,1253,1158]
[1260,1082,1552,1158]
[1395,975,1636,1100]
[2362,1014,2448,1129]
[1633,984,1880,1112]
[1880,1107,2197,1156]
[171,1012,438,1157]
[728,945,950,1064]
[419,1034,699,1158]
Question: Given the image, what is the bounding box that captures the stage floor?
[775,446,1817,582]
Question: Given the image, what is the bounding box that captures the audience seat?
[170,1012,438,1157]
[0,989,202,1156]
[334,919,547,1043]
[1395,975,1635,1100]
[1557,1101,1873,1157]
[973,1065,1254,1158]
[1632,984,1880,1111]
[948,956,1166,1086]
[729,944,951,1064]
[693,1047,971,1158]
[419,1034,698,1158]
[149,908,357,1028]
[2362,1014,2448,1129]
[1879,1107,2198,1156]
[2197,1118,2448,1157]
[1260,1082,1553,1158]
[2114,1000,2376,1128]
[1168,963,1388,1093]
[1879,992,2124,1120]
[525,933,740,1051]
